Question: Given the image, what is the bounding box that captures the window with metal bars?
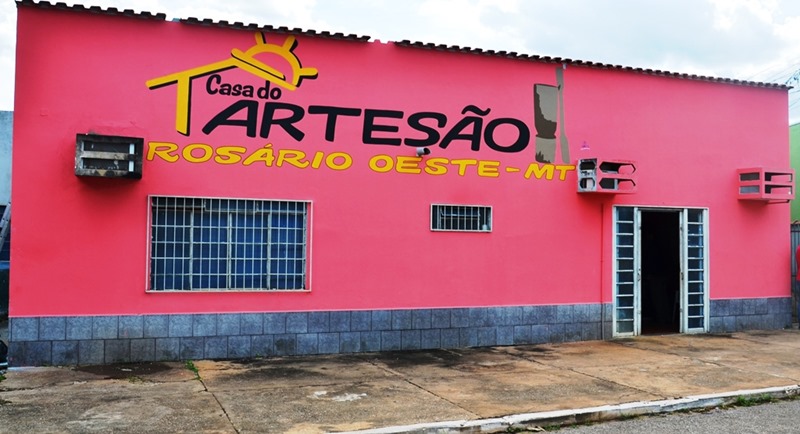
[430,204,492,232]
[149,196,308,291]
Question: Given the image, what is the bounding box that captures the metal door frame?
[612,206,709,337]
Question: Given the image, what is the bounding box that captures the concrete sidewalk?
[2,330,800,433]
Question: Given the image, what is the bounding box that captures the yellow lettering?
[277,149,309,168]
[173,75,191,136]
[424,158,449,176]
[450,159,478,176]
[477,160,500,178]
[146,141,179,162]
[555,164,576,181]
[243,144,275,166]
[214,146,246,164]
[146,34,319,135]
[311,151,325,169]
[395,156,423,174]
[182,143,214,163]
[326,152,352,170]
[369,155,393,173]
[524,163,555,180]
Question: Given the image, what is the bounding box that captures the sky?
[1,0,799,123]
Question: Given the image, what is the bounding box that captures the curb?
[345,385,800,434]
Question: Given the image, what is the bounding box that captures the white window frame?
[611,205,709,337]
[430,204,492,232]
[146,195,312,292]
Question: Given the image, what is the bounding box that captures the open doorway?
[614,206,708,336]
[640,210,680,334]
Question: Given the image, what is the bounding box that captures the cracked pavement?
[2,330,800,433]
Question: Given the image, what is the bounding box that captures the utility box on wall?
[75,134,143,179]
[577,158,637,194]
[737,167,794,202]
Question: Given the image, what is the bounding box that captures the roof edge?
[15,1,791,90]
[178,17,370,42]
[16,0,370,41]
[393,40,791,91]
[16,0,166,20]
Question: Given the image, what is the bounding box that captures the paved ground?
[1,330,800,433]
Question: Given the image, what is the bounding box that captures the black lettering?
[484,118,530,153]
[439,117,483,151]
[308,105,363,142]
[363,109,403,146]
[404,112,447,147]
[242,85,254,98]
[206,74,221,95]
[260,102,306,141]
[257,82,270,99]
[202,100,259,137]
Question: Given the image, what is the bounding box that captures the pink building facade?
[8,1,794,366]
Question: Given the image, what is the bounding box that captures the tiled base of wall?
[709,297,792,332]
[8,304,613,366]
[8,297,791,366]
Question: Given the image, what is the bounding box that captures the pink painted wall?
[10,5,790,316]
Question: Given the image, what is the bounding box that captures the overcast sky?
[1,0,799,123]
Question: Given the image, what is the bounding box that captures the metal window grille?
[614,206,635,335]
[430,204,492,232]
[149,196,308,291]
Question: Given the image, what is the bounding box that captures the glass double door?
[614,207,708,336]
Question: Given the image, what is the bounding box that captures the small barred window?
[430,204,492,232]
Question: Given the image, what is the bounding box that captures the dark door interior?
[640,210,680,334]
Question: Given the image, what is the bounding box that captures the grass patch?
[733,394,774,407]
[0,372,5,383]
[505,426,543,433]
[184,360,200,379]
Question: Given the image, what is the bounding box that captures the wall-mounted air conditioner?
[75,134,143,179]
[577,158,637,194]
[737,168,793,202]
